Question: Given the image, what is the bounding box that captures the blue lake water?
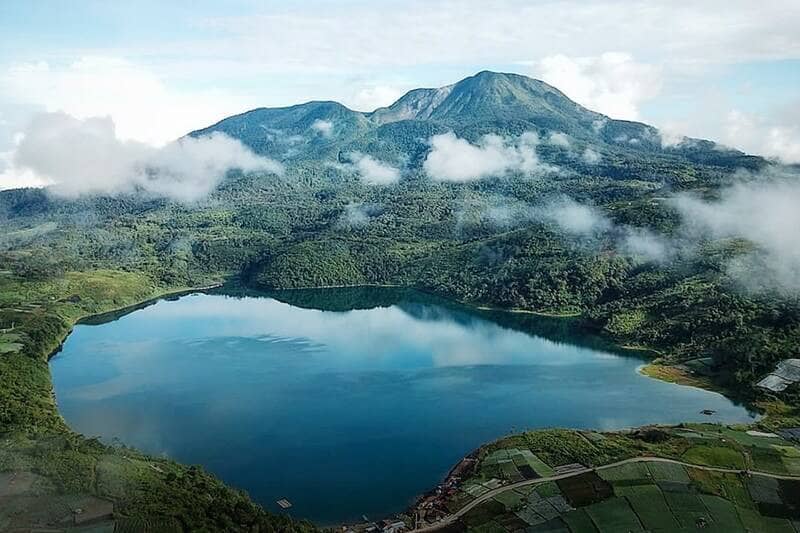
[50,288,755,524]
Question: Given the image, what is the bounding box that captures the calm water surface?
[51,288,754,524]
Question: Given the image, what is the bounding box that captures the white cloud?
[534,53,662,120]
[539,197,611,235]
[347,152,401,185]
[672,175,800,293]
[582,148,601,164]
[340,203,369,228]
[1,57,253,146]
[651,99,800,163]
[548,132,571,147]
[537,197,675,262]
[620,227,673,263]
[0,164,50,191]
[338,202,384,228]
[453,196,532,232]
[7,112,282,201]
[537,176,800,293]
[592,119,607,133]
[458,176,800,295]
[722,108,800,163]
[0,133,52,190]
[423,131,554,182]
[310,119,334,137]
[454,195,614,238]
[2,3,799,181]
[658,128,689,149]
[201,1,800,71]
[349,84,406,112]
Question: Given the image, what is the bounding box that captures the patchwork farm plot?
[477,449,556,482]
[416,425,800,532]
[456,461,800,532]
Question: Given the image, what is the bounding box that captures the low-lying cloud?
[618,226,674,263]
[537,172,800,294]
[423,131,556,182]
[10,112,282,201]
[454,196,528,233]
[548,132,571,148]
[455,195,617,243]
[582,148,601,164]
[455,194,676,264]
[672,174,800,294]
[347,152,401,185]
[338,202,385,228]
[538,197,611,235]
[310,119,334,137]
[540,197,675,262]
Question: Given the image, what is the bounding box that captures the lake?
[50,288,755,524]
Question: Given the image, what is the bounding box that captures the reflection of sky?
[86,293,620,367]
[50,292,755,525]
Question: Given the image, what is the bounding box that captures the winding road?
[410,456,800,532]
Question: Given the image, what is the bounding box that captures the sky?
[1,0,799,189]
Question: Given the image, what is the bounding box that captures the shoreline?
[1,274,325,531]
[40,280,765,529]
[260,283,740,398]
[34,281,226,436]
[58,280,748,403]
[45,283,224,365]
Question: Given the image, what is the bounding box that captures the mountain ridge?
[189,70,760,174]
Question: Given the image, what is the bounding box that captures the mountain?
[369,86,455,124]
[190,71,761,172]
[189,100,372,161]
[373,71,603,131]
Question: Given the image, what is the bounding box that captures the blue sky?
[1,0,799,188]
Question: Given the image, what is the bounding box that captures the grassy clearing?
[492,490,524,511]
[639,363,720,392]
[682,445,746,469]
[720,427,787,448]
[781,456,800,475]
[751,446,789,474]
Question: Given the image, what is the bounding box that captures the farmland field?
[419,425,800,532]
